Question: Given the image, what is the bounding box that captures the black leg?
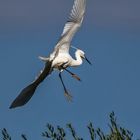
[64,69,81,81]
[59,72,72,101]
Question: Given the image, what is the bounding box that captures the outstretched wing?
[9,61,52,109]
[33,61,52,85]
[54,0,86,54]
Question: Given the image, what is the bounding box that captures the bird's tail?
[38,56,49,62]
[9,83,37,109]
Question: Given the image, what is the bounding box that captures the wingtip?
[9,106,13,109]
[9,105,15,109]
[9,101,24,109]
[9,101,16,109]
[9,103,21,109]
[9,83,37,109]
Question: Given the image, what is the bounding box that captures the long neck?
[70,51,83,67]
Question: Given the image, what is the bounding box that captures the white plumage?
[10,0,91,109]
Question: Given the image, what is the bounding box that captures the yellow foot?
[72,74,81,81]
[64,91,73,102]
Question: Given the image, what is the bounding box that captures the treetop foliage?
[1,112,136,140]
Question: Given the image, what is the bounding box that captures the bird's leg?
[59,63,81,81]
[64,68,81,81]
[59,72,72,101]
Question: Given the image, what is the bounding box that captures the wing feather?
[53,0,86,55]
[9,61,52,108]
[62,0,86,37]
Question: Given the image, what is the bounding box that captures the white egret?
[10,0,91,109]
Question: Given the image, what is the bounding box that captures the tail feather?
[38,56,49,62]
[9,83,37,109]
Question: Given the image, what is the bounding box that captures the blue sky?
[0,0,140,139]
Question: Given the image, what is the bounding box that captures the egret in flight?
[10,0,91,109]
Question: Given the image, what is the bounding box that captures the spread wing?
[33,61,52,85]
[9,61,52,109]
[53,0,86,54]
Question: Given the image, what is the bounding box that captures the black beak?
[85,56,92,65]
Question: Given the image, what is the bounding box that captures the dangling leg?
[59,62,81,81]
[59,72,72,101]
[64,68,81,81]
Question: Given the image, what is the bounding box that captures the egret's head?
[77,49,92,65]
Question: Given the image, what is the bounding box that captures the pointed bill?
[85,56,92,65]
